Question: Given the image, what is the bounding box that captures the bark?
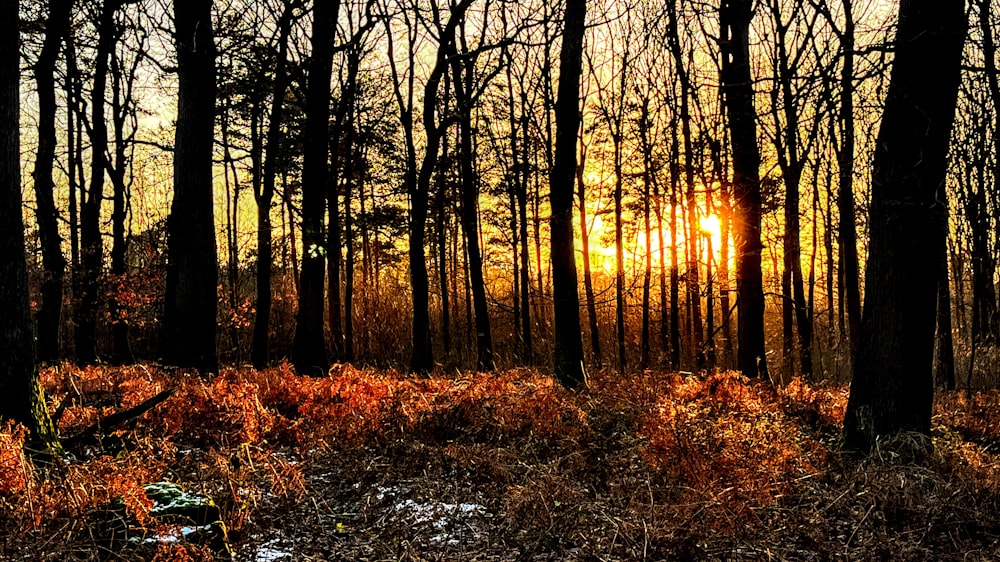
[163,0,219,373]
[843,0,966,453]
[551,0,587,388]
[720,0,768,379]
[668,0,702,369]
[0,0,61,453]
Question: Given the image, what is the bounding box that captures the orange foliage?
[8,362,1000,559]
[0,422,29,497]
[637,372,834,513]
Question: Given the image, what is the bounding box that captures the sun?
[700,214,721,243]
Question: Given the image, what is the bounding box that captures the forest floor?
[3,364,1000,561]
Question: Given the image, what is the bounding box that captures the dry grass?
[2,365,1000,560]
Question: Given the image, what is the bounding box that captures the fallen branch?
[64,388,177,448]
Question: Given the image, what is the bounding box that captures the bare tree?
[162,0,219,373]
[0,0,61,452]
[720,0,769,379]
[31,0,73,364]
[551,0,587,388]
[292,0,341,375]
[843,0,966,453]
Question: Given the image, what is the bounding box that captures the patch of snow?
[254,539,293,561]
[392,498,487,542]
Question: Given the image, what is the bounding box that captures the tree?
[843,0,966,453]
[551,0,587,388]
[163,0,219,373]
[292,0,340,376]
[250,0,299,369]
[107,9,144,365]
[0,0,60,452]
[77,0,122,364]
[720,0,769,379]
[31,0,73,364]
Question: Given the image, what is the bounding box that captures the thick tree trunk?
[0,0,61,453]
[720,0,768,380]
[292,0,340,376]
[163,0,219,373]
[843,0,966,453]
[551,0,587,388]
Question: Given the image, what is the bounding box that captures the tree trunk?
[551,0,587,388]
[720,0,768,380]
[518,110,533,363]
[292,0,340,376]
[769,0,813,378]
[668,116,682,370]
[31,0,72,364]
[974,0,1000,343]
[78,0,119,365]
[449,32,494,373]
[163,0,219,373]
[668,0,702,370]
[937,236,957,390]
[640,97,654,370]
[837,0,862,367]
[108,46,135,365]
[843,0,966,453]
[576,137,601,366]
[0,0,61,453]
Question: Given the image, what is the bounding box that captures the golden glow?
[700,214,721,242]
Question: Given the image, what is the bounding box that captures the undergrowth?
[1,365,999,560]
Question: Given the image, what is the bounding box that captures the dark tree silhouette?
[293,0,340,376]
[31,0,73,364]
[251,1,297,370]
[77,0,121,365]
[720,0,768,380]
[550,0,587,388]
[843,0,966,453]
[163,0,219,373]
[0,0,60,452]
